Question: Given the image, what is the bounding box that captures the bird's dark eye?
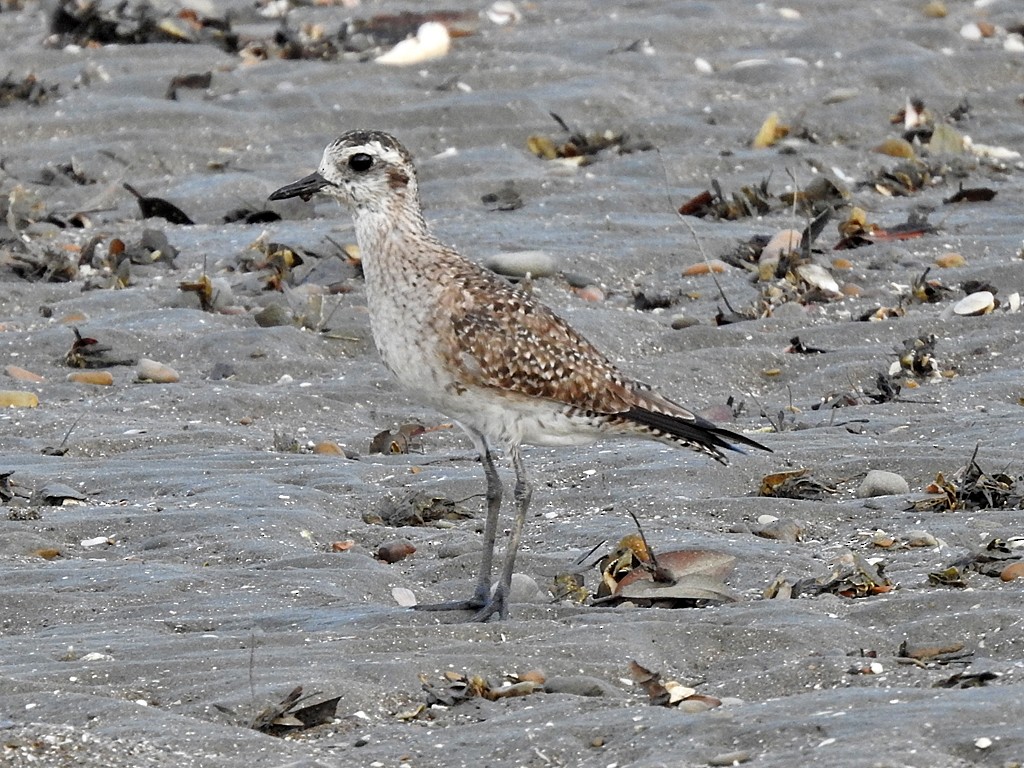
[348,153,373,172]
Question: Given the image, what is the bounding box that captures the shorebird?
[269,130,769,621]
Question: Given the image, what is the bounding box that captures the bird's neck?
[352,190,437,268]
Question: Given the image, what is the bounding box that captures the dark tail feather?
[624,406,771,461]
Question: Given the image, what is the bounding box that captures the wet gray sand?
[1,1,1023,766]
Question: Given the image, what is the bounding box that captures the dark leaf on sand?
[250,685,340,736]
[123,183,194,225]
[419,670,538,713]
[935,671,1000,689]
[898,640,972,664]
[911,447,1023,513]
[165,71,212,100]
[223,208,282,225]
[0,471,14,503]
[179,273,215,312]
[369,423,426,454]
[785,336,827,354]
[628,661,671,707]
[943,184,996,204]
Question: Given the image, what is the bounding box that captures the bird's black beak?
[268,172,331,202]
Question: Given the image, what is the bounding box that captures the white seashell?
[486,1,522,25]
[81,536,113,548]
[1005,34,1024,53]
[960,23,983,41]
[664,680,697,704]
[694,57,714,74]
[392,587,417,607]
[795,263,840,294]
[376,22,450,66]
[953,291,995,316]
[1007,292,1020,313]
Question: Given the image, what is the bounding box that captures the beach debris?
[935,671,1000,689]
[66,328,135,368]
[785,336,827,354]
[679,177,773,220]
[483,251,557,279]
[47,1,237,50]
[376,540,416,564]
[415,669,541,715]
[751,111,789,149]
[747,516,804,543]
[375,21,450,65]
[930,537,1024,588]
[223,207,281,225]
[480,181,523,211]
[592,519,738,607]
[486,1,522,26]
[944,184,996,204]
[767,551,894,599]
[550,571,589,604]
[759,468,835,500]
[123,183,194,225]
[910,267,953,303]
[628,661,721,711]
[165,71,211,100]
[898,640,972,666]
[5,365,44,383]
[366,491,473,527]
[247,685,340,736]
[0,71,59,107]
[136,358,180,384]
[892,334,943,380]
[0,390,39,408]
[391,586,417,607]
[527,112,653,165]
[369,423,426,455]
[910,446,1022,513]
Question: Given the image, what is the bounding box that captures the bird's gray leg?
[413,438,502,613]
[471,445,531,622]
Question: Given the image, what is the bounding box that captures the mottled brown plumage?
[269,130,769,621]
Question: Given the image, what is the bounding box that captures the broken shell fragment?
[953,291,995,317]
[794,263,840,295]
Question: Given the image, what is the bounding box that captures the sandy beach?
[2,1,1023,765]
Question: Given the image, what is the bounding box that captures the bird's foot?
[411,585,507,621]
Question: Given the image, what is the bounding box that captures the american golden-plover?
[269,130,769,621]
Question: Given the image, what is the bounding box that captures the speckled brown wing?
[441,265,636,414]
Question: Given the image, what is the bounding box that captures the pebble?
[313,441,345,455]
[483,250,557,279]
[544,675,619,697]
[682,259,727,276]
[375,21,450,65]
[67,371,114,386]
[254,303,293,328]
[709,750,752,766]
[905,530,938,548]
[934,252,966,268]
[507,572,541,603]
[0,390,39,408]
[670,315,699,330]
[1000,562,1024,582]
[4,365,44,382]
[377,540,416,564]
[856,469,910,498]
[137,358,180,383]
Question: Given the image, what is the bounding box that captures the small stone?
[137,358,179,383]
[856,469,910,498]
[682,259,727,276]
[1000,562,1024,582]
[709,750,752,766]
[544,675,619,697]
[508,572,541,603]
[313,441,344,455]
[254,303,293,327]
[483,250,557,279]
[934,252,966,268]
[0,390,38,408]
[377,540,416,564]
[574,285,605,302]
[67,371,114,386]
[4,365,44,382]
[905,530,938,548]
[670,315,699,330]
[974,737,993,749]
